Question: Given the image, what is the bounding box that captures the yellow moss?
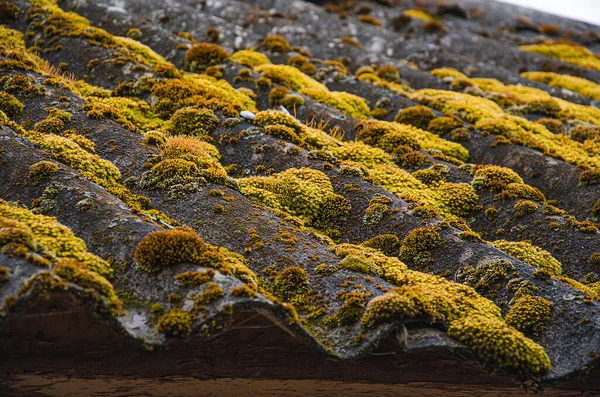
[520,43,600,72]
[253,110,338,148]
[522,71,600,101]
[0,199,112,278]
[505,295,552,337]
[493,240,562,275]
[83,96,163,132]
[356,119,469,163]
[238,168,350,237]
[402,9,435,21]
[0,26,25,50]
[447,315,550,377]
[333,244,549,376]
[135,227,256,283]
[328,141,393,168]
[431,68,468,80]
[231,49,271,67]
[366,164,480,219]
[411,89,600,168]
[255,64,370,118]
[156,308,195,337]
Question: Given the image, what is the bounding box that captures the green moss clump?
[184,43,230,71]
[534,118,565,134]
[134,227,208,273]
[263,35,292,52]
[175,269,215,286]
[0,266,8,282]
[28,161,58,180]
[238,168,350,237]
[394,106,436,130]
[493,240,562,276]
[399,227,442,267]
[0,200,112,277]
[471,165,524,191]
[580,169,600,186]
[505,296,552,337]
[362,234,400,257]
[144,130,167,145]
[514,200,538,217]
[570,125,599,143]
[127,28,142,40]
[166,107,219,136]
[194,282,224,306]
[427,116,463,135]
[448,315,551,377]
[0,2,19,21]
[456,259,515,298]
[273,266,309,301]
[0,92,23,120]
[326,291,368,327]
[34,117,65,134]
[156,308,195,337]
[230,283,258,298]
[264,125,303,145]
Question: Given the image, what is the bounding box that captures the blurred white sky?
[497,0,600,26]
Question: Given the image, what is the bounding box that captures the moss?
[255,64,370,119]
[493,240,562,276]
[134,227,255,283]
[534,118,565,134]
[263,35,292,52]
[34,117,64,134]
[411,88,600,169]
[127,28,142,40]
[28,161,58,180]
[144,130,167,145]
[0,92,23,120]
[399,227,442,267]
[427,116,463,135]
[362,234,400,257]
[470,165,523,191]
[0,199,112,278]
[166,107,219,136]
[424,20,444,33]
[356,119,468,163]
[579,169,600,186]
[230,283,258,298]
[403,9,435,21]
[53,260,119,305]
[520,43,600,72]
[0,266,8,283]
[340,36,362,48]
[183,43,230,71]
[505,296,552,337]
[570,125,599,143]
[273,266,309,301]
[0,2,19,22]
[175,269,215,287]
[523,71,600,101]
[264,125,303,145]
[394,106,436,130]
[238,168,350,237]
[447,315,550,377]
[326,291,368,326]
[457,259,514,297]
[156,308,195,337]
[376,65,400,83]
[358,15,383,27]
[514,200,538,217]
[194,282,224,306]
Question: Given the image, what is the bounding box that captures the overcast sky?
[497,0,600,26]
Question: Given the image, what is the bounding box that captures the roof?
[1,0,600,395]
